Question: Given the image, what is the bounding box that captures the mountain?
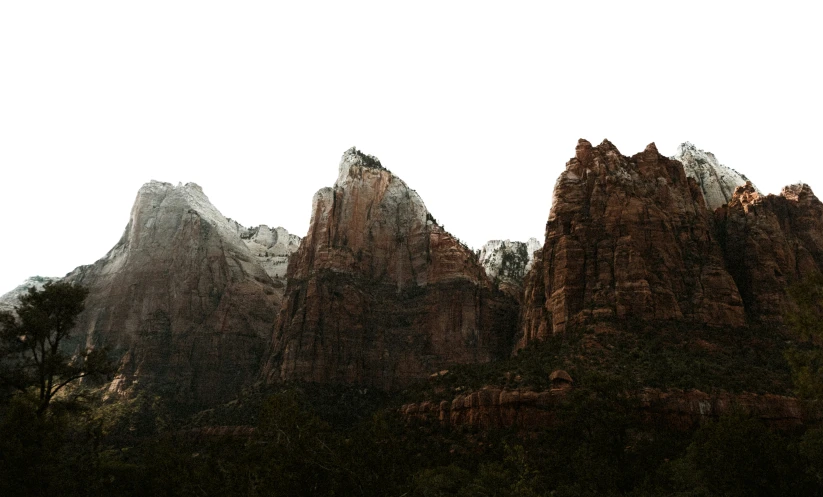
[478,238,541,298]
[673,141,756,210]
[64,181,297,405]
[519,139,746,347]
[264,148,518,389]
[716,181,823,322]
[229,222,301,303]
[7,140,820,404]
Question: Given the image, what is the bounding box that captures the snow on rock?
[0,276,60,314]
[672,142,758,210]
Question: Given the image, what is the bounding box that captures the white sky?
[1,1,821,293]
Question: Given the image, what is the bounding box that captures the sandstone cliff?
[716,182,823,323]
[672,141,756,210]
[401,386,814,431]
[265,148,518,389]
[519,139,745,346]
[479,238,541,299]
[66,181,287,405]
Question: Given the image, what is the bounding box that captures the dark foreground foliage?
[406,318,795,404]
[2,377,822,497]
[1,279,821,495]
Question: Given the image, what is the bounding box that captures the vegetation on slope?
[1,281,822,496]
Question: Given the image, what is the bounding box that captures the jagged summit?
[337,147,386,184]
[228,221,302,283]
[479,238,541,296]
[521,140,745,345]
[267,149,517,389]
[672,142,757,210]
[782,182,816,202]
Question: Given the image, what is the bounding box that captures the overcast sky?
[1,1,821,293]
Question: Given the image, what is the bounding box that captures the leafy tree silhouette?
[0,281,113,415]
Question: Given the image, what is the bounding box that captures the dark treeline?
[1,377,822,497]
[2,281,823,496]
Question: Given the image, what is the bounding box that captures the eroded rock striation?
[66,181,286,405]
[716,182,823,322]
[401,386,813,430]
[673,142,756,210]
[520,139,745,346]
[479,238,541,299]
[265,148,518,389]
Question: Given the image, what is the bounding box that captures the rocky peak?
[266,148,518,389]
[479,238,541,298]
[520,139,745,346]
[336,146,387,185]
[717,182,823,322]
[782,183,815,203]
[728,181,761,210]
[64,180,287,405]
[672,142,756,210]
[227,221,301,289]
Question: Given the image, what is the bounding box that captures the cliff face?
[230,222,301,303]
[66,181,287,405]
[265,148,518,389]
[673,142,756,210]
[716,182,823,323]
[520,140,745,346]
[401,387,813,431]
[479,238,541,299]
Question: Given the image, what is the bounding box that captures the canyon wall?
[519,139,745,346]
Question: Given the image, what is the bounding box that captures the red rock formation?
[264,148,518,389]
[716,182,823,323]
[67,181,281,405]
[401,386,816,431]
[520,140,745,347]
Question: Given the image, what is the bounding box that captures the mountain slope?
[264,148,518,389]
[520,139,745,346]
[66,181,287,405]
[673,141,756,210]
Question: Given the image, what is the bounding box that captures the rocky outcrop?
[0,276,59,314]
[229,222,301,302]
[519,140,745,346]
[672,142,756,210]
[401,386,815,430]
[67,181,285,405]
[265,148,518,389]
[716,182,823,323]
[479,238,541,299]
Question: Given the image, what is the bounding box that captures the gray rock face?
[0,276,60,314]
[672,142,757,210]
[66,181,286,405]
[229,222,301,302]
[479,238,541,298]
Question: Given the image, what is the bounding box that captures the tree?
[785,272,823,400]
[0,281,113,415]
